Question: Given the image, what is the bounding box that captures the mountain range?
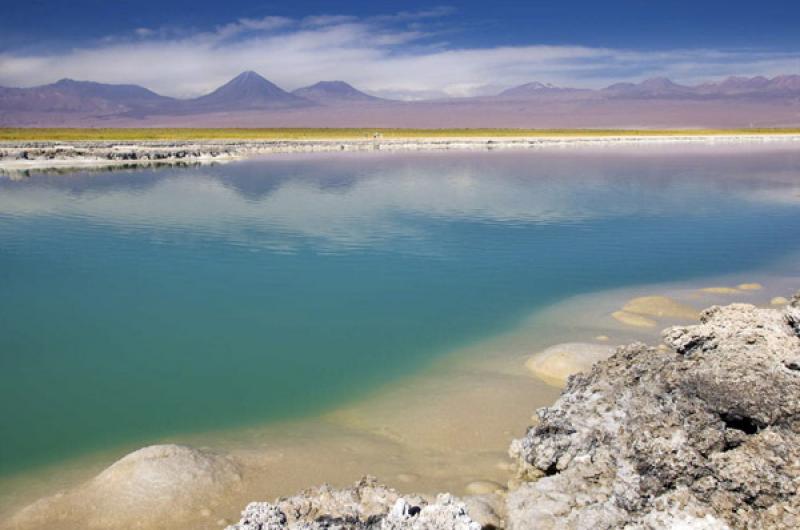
[1,71,799,128]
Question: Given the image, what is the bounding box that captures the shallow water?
[2,143,800,490]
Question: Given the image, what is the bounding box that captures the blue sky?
[1,1,798,98]
[4,1,800,50]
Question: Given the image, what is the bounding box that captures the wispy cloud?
[0,8,797,99]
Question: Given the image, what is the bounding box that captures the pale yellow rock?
[612,310,657,328]
[738,283,763,291]
[700,287,740,295]
[622,295,700,320]
[595,335,610,342]
[525,342,615,386]
[771,296,790,306]
[465,480,506,495]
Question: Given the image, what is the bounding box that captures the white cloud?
[0,9,797,99]
[213,16,293,41]
[134,28,155,38]
[301,15,359,28]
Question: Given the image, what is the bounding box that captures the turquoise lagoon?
[1,144,800,478]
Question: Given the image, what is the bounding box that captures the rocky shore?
[221,294,800,530]
[5,294,799,530]
[2,134,799,175]
[507,297,800,529]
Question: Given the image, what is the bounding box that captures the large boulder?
[8,444,241,529]
[86,444,241,522]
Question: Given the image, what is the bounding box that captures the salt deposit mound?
[8,444,241,529]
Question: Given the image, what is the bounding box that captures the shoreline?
[2,133,799,174]
[2,264,797,529]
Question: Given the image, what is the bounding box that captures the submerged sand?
[1,271,797,530]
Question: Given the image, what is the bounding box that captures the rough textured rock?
[509,294,800,529]
[225,477,481,530]
[461,495,504,529]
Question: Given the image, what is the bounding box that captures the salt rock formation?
[225,477,482,530]
[509,295,800,529]
[86,444,241,521]
[8,444,241,529]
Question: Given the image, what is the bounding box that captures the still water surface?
[1,145,800,476]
